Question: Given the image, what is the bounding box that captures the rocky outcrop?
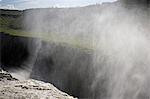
[0,70,77,99]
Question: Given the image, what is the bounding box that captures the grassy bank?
[0,9,94,51]
[0,27,94,51]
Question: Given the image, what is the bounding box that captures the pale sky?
[0,0,117,10]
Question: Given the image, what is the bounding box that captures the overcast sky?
[0,0,117,10]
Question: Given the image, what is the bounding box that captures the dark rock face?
[0,32,103,98]
[120,0,150,7]
[30,42,96,98]
[0,32,37,70]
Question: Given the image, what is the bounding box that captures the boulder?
[0,70,77,99]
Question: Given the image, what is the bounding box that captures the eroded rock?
[0,70,77,99]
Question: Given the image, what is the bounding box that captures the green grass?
[0,12,94,51]
[0,27,94,51]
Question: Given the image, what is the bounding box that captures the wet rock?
[0,70,77,99]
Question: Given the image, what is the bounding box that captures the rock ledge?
[0,70,77,99]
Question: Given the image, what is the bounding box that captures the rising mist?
[2,0,150,99]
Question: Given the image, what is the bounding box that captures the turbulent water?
[1,0,150,99]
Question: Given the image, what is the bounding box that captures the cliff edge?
[0,69,77,99]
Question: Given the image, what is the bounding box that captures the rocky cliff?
[0,70,76,99]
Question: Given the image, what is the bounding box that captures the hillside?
[0,2,120,50]
[0,0,149,49]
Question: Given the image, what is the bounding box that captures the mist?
[4,0,150,99]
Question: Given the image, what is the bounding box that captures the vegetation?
[0,9,94,51]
